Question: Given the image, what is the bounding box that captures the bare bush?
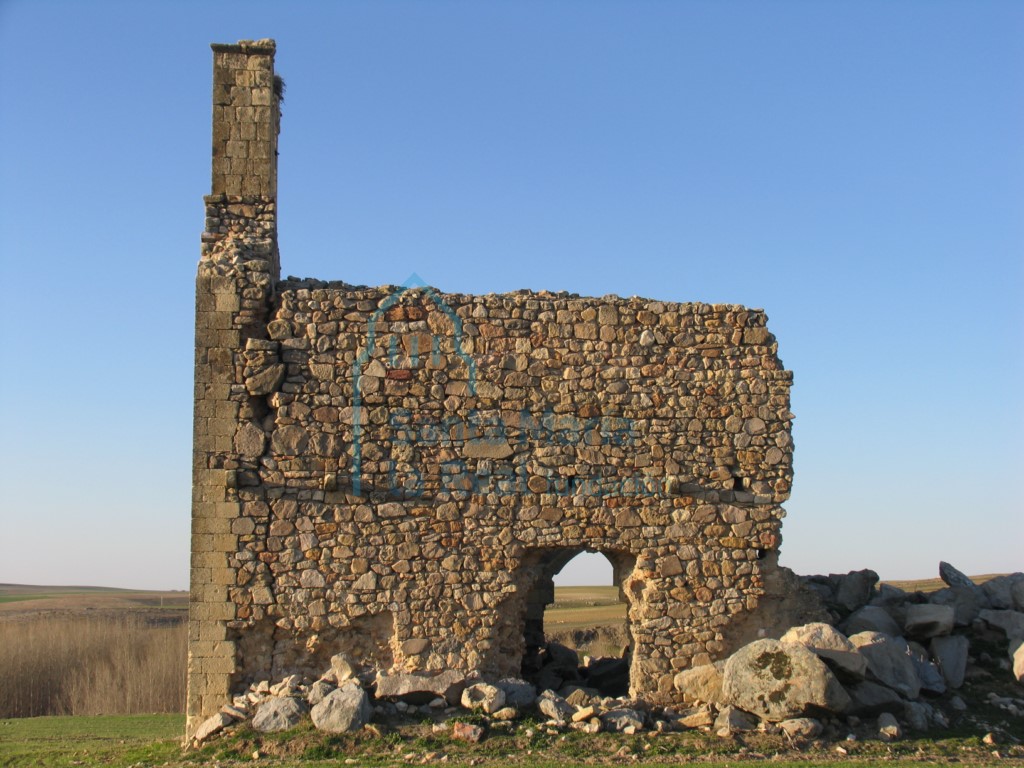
[0,616,186,717]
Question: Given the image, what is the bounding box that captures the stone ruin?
[187,40,805,739]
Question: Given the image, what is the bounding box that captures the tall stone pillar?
[187,39,280,739]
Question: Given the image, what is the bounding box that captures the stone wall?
[187,40,795,739]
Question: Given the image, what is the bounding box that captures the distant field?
[0,584,188,621]
[882,573,1003,594]
[547,585,626,632]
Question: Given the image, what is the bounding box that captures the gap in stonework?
[520,548,633,697]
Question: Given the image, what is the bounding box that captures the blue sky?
[0,1,1021,590]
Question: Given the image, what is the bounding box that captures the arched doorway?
[518,547,636,696]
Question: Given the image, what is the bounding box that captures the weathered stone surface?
[779,717,823,739]
[780,623,867,680]
[678,705,715,728]
[979,609,1024,640]
[904,700,930,731]
[1013,639,1024,684]
[878,711,902,740]
[981,576,1016,610]
[1012,579,1024,612]
[833,570,879,613]
[271,424,309,455]
[234,421,266,459]
[929,587,982,626]
[307,680,334,707]
[496,678,536,708]
[601,708,645,733]
[245,363,285,395]
[193,711,232,742]
[536,690,574,725]
[451,721,485,743]
[841,606,902,637]
[374,671,466,704]
[564,687,594,708]
[904,604,955,639]
[929,635,968,689]
[311,685,371,733]
[907,643,945,695]
[847,632,921,699]
[329,652,358,683]
[714,705,758,736]
[939,561,975,590]
[252,697,306,733]
[722,639,850,722]
[846,681,904,716]
[673,662,725,704]
[571,705,596,722]
[461,683,506,714]
[462,438,514,459]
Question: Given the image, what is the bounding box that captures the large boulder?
[981,576,1016,610]
[833,570,880,613]
[252,696,306,733]
[1012,578,1024,612]
[780,623,867,680]
[848,632,921,699]
[841,606,902,637]
[846,680,904,716]
[673,662,725,704]
[496,678,537,708]
[907,642,945,695]
[930,635,968,689]
[311,685,371,733]
[721,639,850,722]
[939,562,976,590]
[929,587,982,626]
[979,609,1024,640]
[374,670,466,704]
[904,604,954,639]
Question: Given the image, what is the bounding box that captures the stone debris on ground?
[188,562,1024,755]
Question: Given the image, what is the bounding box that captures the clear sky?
[0,1,1021,590]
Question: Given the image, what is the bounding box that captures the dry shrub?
[0,615,186,717]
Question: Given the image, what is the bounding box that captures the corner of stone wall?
[187,38,281,740]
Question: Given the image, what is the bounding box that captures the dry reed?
[0,615,186,717]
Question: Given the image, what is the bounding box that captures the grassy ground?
[0,713,1018,767]
[0,714,184,767]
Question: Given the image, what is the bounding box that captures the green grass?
[0,714,184,767]
[0,596,55,605]
[0,713,1014,767]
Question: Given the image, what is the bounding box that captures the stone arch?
[482,545,642,693]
